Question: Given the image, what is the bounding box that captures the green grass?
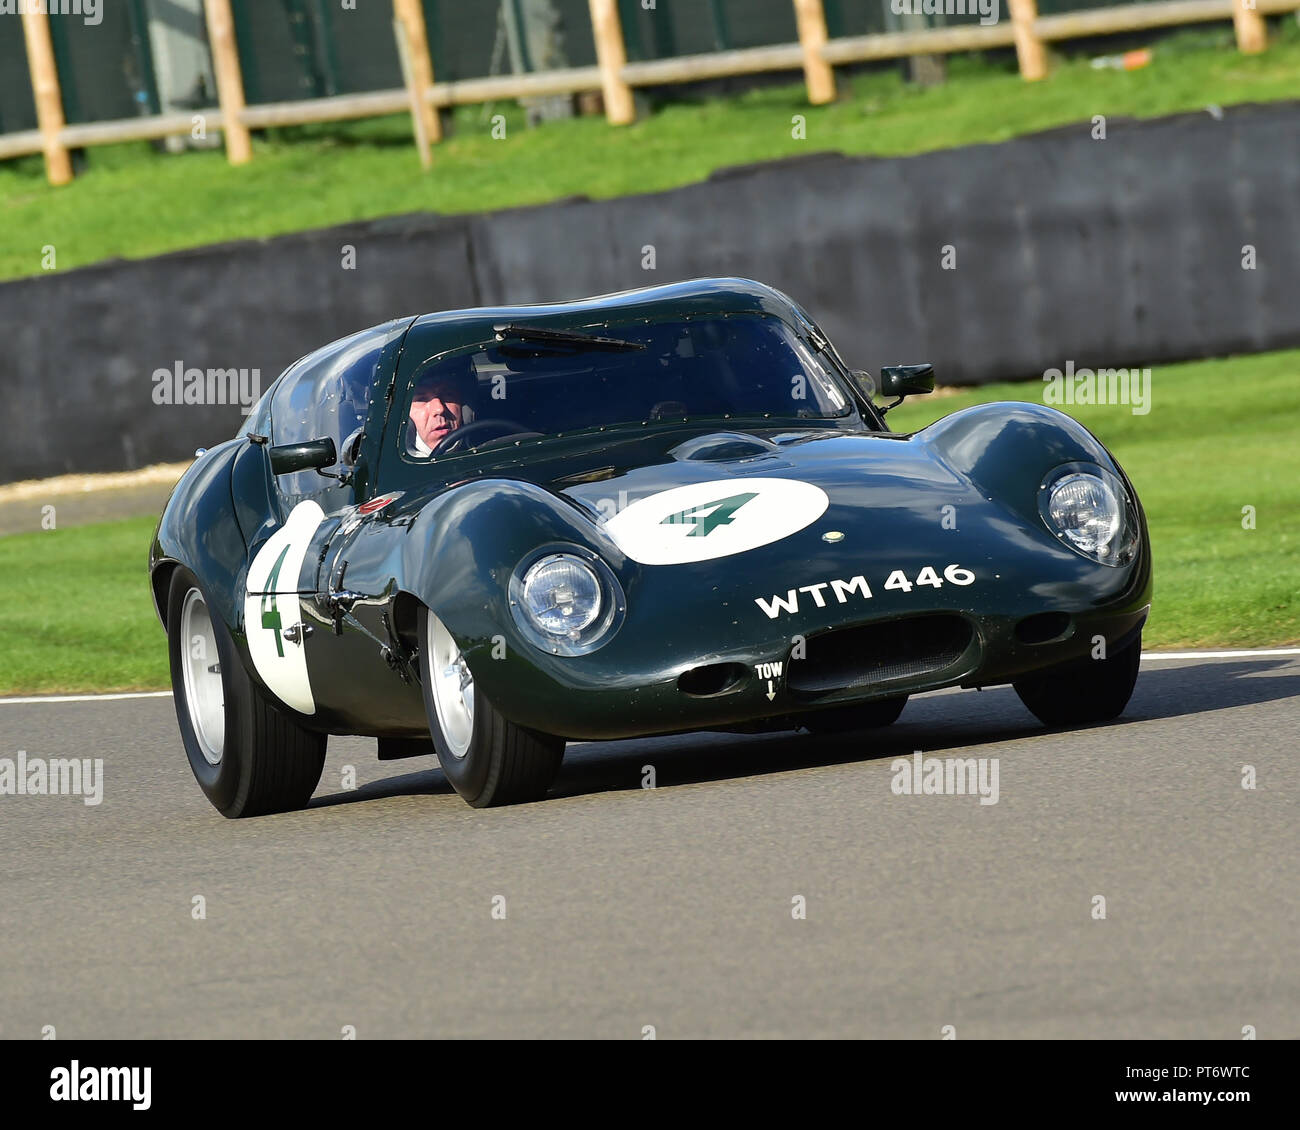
[1,350,1296,695]
[0,516,166,694]
[890,350,1300,651]
[2,25,1298,282]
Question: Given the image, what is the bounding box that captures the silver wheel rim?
[427,611,474,758]
[180,588,225,765]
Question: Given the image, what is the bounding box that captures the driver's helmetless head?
[410,377,465,450]
[409,359,476,454]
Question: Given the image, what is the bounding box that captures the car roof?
[254,280,812,433]
[407,277,806,332]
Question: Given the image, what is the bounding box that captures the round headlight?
[521,554,602,637]
[1046,472,1122,560]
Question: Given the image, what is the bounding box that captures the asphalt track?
[0,653,1295,1039]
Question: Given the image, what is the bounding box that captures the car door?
[243,319,413,725]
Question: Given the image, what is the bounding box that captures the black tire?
[418,607,564,808]
[1013,633,1142,727]
[167,568,326,818]
[801,695,908,734]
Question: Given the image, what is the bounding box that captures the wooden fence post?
[203,0,253,165]
[587,0,636,125]
[393,0,443,144]
[793,0,836,105]
[393,14,432,168]
[20,6,72,185]
[1007,0,1048,81]
[1232,0,1267,54]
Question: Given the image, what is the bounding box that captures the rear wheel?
[167,568,326,818]
[801,695,908,734]
[1013,633,1141,726]
[419,607,565,807]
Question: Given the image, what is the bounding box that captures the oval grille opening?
[787,615,972,698]
[678,663,747,697]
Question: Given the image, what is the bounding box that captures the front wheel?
[419,608,565,807]
[1013,633,1142,727]
[167,568,326,818]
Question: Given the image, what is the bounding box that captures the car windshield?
[401,313,856,458]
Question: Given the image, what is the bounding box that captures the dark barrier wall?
[2,215,476,482]
[473,102,1300,387]
[2,101,1298,483]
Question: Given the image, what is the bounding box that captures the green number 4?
[260,545,291,658]
[660,492,758,537]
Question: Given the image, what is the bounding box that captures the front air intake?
[787,615,972,698]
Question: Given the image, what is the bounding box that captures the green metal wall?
[421,0,595,85]
[0,0,1247,137]
[0,1,155,133]
[0,26,35,135]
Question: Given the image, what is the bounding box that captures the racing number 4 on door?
[261,545,291,657]
[661,492,759,537]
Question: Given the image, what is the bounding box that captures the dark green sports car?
[150,278,1151,818]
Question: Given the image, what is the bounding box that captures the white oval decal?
[244,500,324,715]
[603,478,829,565]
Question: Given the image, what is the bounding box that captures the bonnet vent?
[669,433,781,463]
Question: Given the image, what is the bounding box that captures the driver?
[407,356,477,457]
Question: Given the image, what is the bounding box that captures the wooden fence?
[7,0,1297,184]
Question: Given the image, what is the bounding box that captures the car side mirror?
[269,437,338,476]
[879,364,935,399]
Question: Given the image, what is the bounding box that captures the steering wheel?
[430,418,532,456]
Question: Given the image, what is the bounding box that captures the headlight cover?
[509,548,626,655]
[1039,464,1139,566]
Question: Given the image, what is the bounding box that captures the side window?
[269,324,394,505]
[236,385,273,439]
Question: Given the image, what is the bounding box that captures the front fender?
[149,439,251,634]
[915,398,1152,621]
[401,477,628,644]
[915,401,1129,528]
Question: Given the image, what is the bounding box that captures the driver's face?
[410,381,465,448]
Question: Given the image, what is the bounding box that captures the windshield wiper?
[493,323,646,352]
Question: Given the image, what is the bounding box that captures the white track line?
[1,648,1298,706]
[0,691,173,706]
[1140,648,1300,660]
